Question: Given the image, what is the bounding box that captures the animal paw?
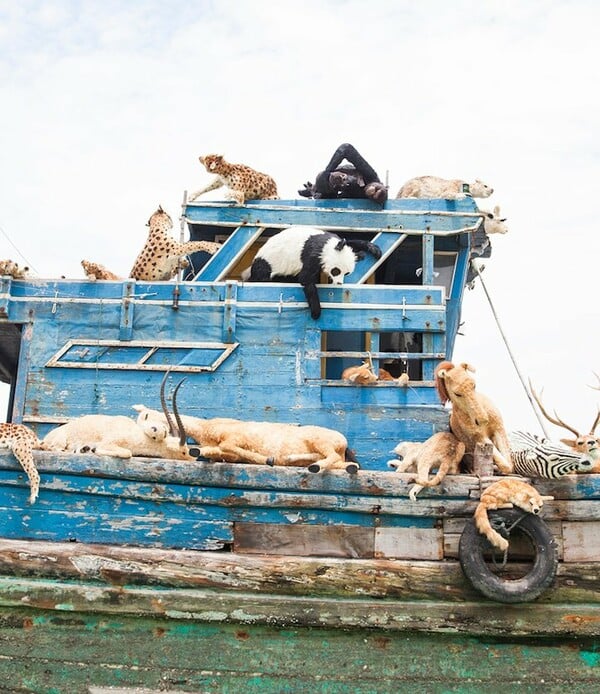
[298,182,314,198]
[409,483,424,501]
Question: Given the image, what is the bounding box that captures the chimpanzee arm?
[324,143,381,183]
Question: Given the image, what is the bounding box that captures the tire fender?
[459,508,558,603]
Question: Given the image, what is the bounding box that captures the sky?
[1,0,599,439]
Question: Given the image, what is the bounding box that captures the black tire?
[459,508,558,603]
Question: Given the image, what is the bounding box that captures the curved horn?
[160,369,178,437]
[529,379,580,437]
[172,377,188,447]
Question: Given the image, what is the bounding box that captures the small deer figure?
[529,378,600,472]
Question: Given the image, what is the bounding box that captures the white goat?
[134,377,359,473]
[481,206,508,235]
[396,176,493,200]
[43,387,194,462]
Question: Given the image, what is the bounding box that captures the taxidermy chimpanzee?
[298,143,388,204]
[246,225,382,319]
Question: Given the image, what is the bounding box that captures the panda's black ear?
[335,238,347,252]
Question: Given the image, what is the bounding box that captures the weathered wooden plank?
[374,526,443,560]
[185,197,482,233]
[0,538,477,599]
[535,475,600,500]
[0,468,478,519]
[6,453,598,503]
[1,453,483,498]
[0,575,600,637]
[234,522,375,558]
[562,521,600,562]
[0,538,597,605]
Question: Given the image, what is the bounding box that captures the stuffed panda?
[245,225,382,319]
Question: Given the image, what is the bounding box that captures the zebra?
[509,431,594,478]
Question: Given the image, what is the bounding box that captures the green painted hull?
[1,608,598,693]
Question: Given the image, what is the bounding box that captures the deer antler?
[589,372,600,391]
[590,408,600,436]
[528,379,581,437]
[587,374,600,434]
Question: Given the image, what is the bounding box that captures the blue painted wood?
[0,453,480,498]
[185,198,483,234]
[194,224,264,281]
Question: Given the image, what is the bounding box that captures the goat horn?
[529,379,580,437]
[160,369,178,438]
[172,378,188,447]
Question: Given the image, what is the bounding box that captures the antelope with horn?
[135,373,359,473]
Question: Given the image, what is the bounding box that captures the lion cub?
[189,154,279,205]
[474,478,554,551]
[388,432,465,500]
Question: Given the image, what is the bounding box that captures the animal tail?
[474,502,509,551]
[11,446,40,504]
[417,459,453,488]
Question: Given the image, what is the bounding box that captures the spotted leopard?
[129,205,222,281]
[189,154,279,205]
[0,259,29,279]
[0,423,46,503]
[81,259,122,280]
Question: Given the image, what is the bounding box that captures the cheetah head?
[199,154,224,173]
[146,205,173,230]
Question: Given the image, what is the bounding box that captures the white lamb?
[43,413,194,461]
[396,176,493,200]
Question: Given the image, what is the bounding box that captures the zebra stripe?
[509,430,593,479]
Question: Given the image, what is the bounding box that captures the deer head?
[529,379,600,459]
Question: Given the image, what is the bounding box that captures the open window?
[321,330,422,382]
[0,323,22,421]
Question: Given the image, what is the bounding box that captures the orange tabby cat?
[474,478,554,551]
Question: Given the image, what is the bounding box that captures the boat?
[0,196,599,692]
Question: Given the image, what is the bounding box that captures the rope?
[491,510,529,568]
[470,260,550,438]
[0,223,39,274]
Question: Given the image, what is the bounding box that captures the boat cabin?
[1,197,484,469]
